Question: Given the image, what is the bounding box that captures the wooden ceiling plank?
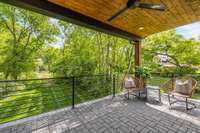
[179,0,197,22]
[0,0,141,41]
[175,0,192,23]
[50,0,200,37]
[2,0,200,38]
[187,0,200,20]
[167,0,185,25]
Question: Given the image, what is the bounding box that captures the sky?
[176,21,200,40]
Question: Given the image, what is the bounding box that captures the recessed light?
[139,27,144,30]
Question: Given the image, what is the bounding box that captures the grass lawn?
[0,77,112,124]
[0,82,72,123]
[148,76,170,87]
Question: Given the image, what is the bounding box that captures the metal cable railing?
[2,73,198,124]
[0,74,116,124]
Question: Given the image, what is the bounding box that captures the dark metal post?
[112,74,116,98]
[158,89,161,103]
[72,76,75,109]
[186,98,188,110]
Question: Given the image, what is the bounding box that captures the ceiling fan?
[108,0,166,21]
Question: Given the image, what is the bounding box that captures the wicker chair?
[123,75,143,99]
[161,77,197,110]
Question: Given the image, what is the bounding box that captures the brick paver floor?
[0,92,200,133]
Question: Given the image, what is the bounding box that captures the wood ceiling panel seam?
[133,0,170,30]
[170,1,185,25]
[136,10,164,32]
[172,0,191,24]
[139,11,163,31]
[127,11,155,36]
[109,12,140,35]
[59,1,130,33]
[162,0,184,26]
[62,0,136,34]
[91,0,121,17]
[141,10,168,29]
[179,0,197,22]
[160,0,180,26]
[61,1,108,20]
[187,1,200,20]
[109,9,149,37]
[141,9,171,30]
[174,0,192,23]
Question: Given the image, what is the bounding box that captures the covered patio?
[1,0,200,133]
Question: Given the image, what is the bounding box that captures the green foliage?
[143,30,200,73]
[0,3,134,79]
[159,66,197,76]
[135,66,151,79]
[0,3,59,79]
[48,21,132,77]
[148,75,170,87]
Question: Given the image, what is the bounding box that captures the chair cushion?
[124,77,136,88]
[171,91,190,98]
[174,79,192,95]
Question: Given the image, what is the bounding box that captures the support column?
[134,40,141,88]
[134,40,141,69]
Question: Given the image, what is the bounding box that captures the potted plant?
[135,66,151,88]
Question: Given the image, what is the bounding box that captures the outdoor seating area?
[163,77,198,110]
[1,0,200,133]
[0,93,200,133]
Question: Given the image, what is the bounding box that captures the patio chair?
[161,77,197,110]
[123,75,142,99]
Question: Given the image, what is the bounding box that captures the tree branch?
[150,51,181,67]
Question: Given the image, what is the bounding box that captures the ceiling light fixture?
[139,27,144,30]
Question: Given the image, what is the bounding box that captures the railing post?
[112,74,116,98]
[72,76,75,109]
[172,73,175,90]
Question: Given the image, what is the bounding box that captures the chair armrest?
[189,78,197,97]
[160,79,174,93]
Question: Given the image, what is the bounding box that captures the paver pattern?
[0,92,200,133]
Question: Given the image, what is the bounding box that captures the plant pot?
[140,78,147,88]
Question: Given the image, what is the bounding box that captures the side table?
[146,85,161,103]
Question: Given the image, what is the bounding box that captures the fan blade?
[138,3,166,11]
[108,7,128,21]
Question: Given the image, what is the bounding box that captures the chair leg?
[186,98,189,110]
[138,91,141,98]
[167,95,196,110]
[128,90,130,100]
[168,94,171,106]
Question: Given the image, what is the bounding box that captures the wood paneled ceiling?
[48,0,200,38]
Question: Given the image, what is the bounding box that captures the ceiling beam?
[0,0,142,41]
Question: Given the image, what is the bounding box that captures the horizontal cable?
[0,98,68,117]
[0,91,70,104]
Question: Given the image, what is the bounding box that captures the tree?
[0,4,59,79]
[143,30,200,73]
[50,20,132,76]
